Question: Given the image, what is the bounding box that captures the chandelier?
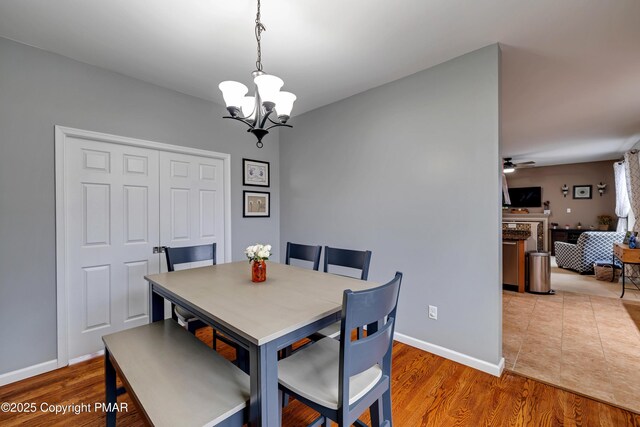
[218,0,296,148]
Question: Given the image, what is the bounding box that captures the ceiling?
[0,0,639,166]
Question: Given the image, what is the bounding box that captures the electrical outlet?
[428,305,438,320]
[567,208,571,213]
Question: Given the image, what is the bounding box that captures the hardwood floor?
[1,328,638,427]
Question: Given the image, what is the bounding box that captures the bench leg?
[105,350,117,427]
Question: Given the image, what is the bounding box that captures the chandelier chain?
[255,0,265,71]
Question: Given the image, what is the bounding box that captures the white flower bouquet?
[245,243,272,262]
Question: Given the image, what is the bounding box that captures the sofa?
[555,231,625,274]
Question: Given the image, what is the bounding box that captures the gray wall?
[0,37,280,374]
[280,45,503,365]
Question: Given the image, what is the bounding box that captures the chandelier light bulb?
[219,81,248,114]
[275,91,296,122]
[254,74,284,110]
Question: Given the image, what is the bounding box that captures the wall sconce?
[597,182,606,196]
[561,184,569,198]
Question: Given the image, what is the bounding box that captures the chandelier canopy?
[218,0,296,148]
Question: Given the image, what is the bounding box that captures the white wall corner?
[394,332,504,377]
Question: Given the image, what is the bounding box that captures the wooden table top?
[614,243,640,263]
[145,261,379,346]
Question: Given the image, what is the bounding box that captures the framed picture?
[243,158,270,187]
[573,185,592,199]
[243,191,270,217]
[623,231,637,245]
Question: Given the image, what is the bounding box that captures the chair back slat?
[343,279,400,329]
[285,242,322,271]
[347,318,395,376]
[165,244,216,272]
[324,246,372,280]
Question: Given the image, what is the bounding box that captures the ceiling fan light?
[503,166,515,174]
[219,81,248,113]
[275,91,296,121]
[254,74,284,109]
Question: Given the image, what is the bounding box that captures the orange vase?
[252,260,267,283]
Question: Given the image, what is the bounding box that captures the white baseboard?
[394,332,504,377]
[0,336,503,387]
[69,350,104,365]
[0,359,58,387]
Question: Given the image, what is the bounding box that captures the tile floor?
[551,261,640,300]
[503,265,640,414]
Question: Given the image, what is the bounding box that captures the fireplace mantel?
[502,213,550,251]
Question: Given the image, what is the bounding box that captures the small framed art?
[573,185,592,199]
[243,158,270,187]
[243,191,270,217]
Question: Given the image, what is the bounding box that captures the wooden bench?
[102,319,250,427]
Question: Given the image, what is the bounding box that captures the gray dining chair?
[165,244,217,336]
[285,242,322,271]
[280,242,323,360]
[316,246,372,339]
[278,272,402,427]
[165,244,246,366]
[324,246,372,280]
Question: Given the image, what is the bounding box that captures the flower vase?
[252,260,266,283]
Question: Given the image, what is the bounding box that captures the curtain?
[625,151,640,232]
[614,162,630,232]
[624,151,640,276]
[502,174,511,205]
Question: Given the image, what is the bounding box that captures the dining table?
[144,261,378,427]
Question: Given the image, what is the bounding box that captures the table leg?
[611,253,616,283]
[236,347,250,375]
[105,350,117,427]
[369,399,383,427]
[249,341,280,427]
[621,262,626,298]
[149,285,165,322]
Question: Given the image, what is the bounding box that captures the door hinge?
[153,246,167,254]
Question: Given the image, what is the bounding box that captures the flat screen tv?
[506,186,542,207]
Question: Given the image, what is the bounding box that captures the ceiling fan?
[503,158,535,173]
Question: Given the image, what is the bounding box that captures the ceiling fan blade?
[515,161,535,165]
[515,162,535,168]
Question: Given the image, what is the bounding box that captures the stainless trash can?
[527,251,554,294]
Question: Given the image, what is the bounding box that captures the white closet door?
[159,152,225,270]
[66,138,160,360]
